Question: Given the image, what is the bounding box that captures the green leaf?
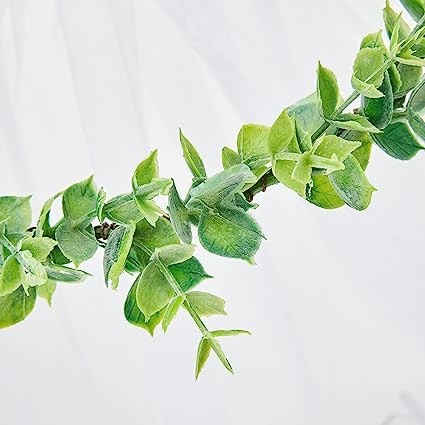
[331,113,381,133]
[132,150,159,187]
[345,131,373,170]
[362,71,394,129]
[103,194,143,225]
[211,329,251,337]
[313,135,362,163]
[21,237,57,262]
[168,182,192,244]
[96,188,107,222]
[397,64,423,98]
[20,250,48,287]
[0,286,36,329]
[124,277,166,336]
[151,244,195,266]
[329,155,376,211]
[408,77,425,113]
[162,295,185,332]
[272,159,307,197]
[62,176,98,222]
[186,291,227,317]
[222,147,241,170]
[197,206,263,262]
[0,254,25,296]
[44,263,89,283]
[180,128,207,178]
[168,257,212,292]
[268,110,296,156]
[36,280,56,307]
[388,64,403,95]
[371,118,424,159]
[103,223,135,289]
[55,221,98,267]
[237,124,270,168]
[408,107,425,140]
[195,337,212,379]
[0,196,32,234]
[317,62,340,118]
[135,261,174,321]
[187,164,255,209]
[352,47,386,97]
[307,175,345,210]
[36,192,62,237]
[384,1,411,40]
[287,93,323,135]
[400,0,425,22]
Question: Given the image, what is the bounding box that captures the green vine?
[1,0,425,378]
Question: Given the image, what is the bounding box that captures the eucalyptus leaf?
[186,291,227,317]
[0,254,25,297]
[168,257,212,293]
[151,244,195,266]
[0,196,32,234]
[62,176,97,222]
[168,182,192,244]
[331,113,381,133]
[36,280,56,307]
[0,286,36,329]
[195,337,212,379]
[237,124,270,168]
[317,62,340,118]
[180,129,207,178]
[222,147,241,170]
[44,263,90,283]
[307,175,345,210]
[408,77,425,113]
[287,93,323,135]
[21,237,57,262]
[384,1,411,40]
[268,110,296,156]
[211,329,251,337]
[36,192,62,237]
[103,194,142,225]
[162,295,185,332]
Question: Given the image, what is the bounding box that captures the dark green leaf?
[400,0,425,22]
[168,257,212,293]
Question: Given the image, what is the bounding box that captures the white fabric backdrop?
[1,1,425,424]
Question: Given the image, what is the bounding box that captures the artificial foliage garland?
[1,0,425,378]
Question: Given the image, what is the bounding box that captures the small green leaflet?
[351,47,386,98]
[0,286,36,329]
[287,93,323,135]
[162,295,185,332]
[62,176,98,222]
[195,337,212,379]
[103,223,135,289]
[362,71,394,129]
[0,196,32,234]
[329,155,376,211]
[135,261,175,321]
[307,175,345,210]
[168,257,212,293]
[408,107,425,140]
[397,64,423,98]
[180,128,207,178]
[237,124,270,168]
[151,244,195,266]
[20,250,48,287]
[317,62,340,118]
[96,188,107,222]
[186,291,227,317]
[371,118,424,160]
[36,280,57,307]
[103,194,142,225]
[197,206,263,262]
[168,182,192,244]
[268,110,296,156]
[384,1,411,41]
[331,113,381,133]
[36,191,62,237]
[222,147,241,170]
[55,221,98,267]
[21,237,57,262]
[211,329,251,337]
[0,254,25,297]
[124,277,166,336]
[408,77,425,114]
[44,263,90,283]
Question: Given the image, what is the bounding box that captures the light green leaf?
[287,93,323,135]
[211,329,251,337]
[344,131,373,170]
[352,75,384,99]
[188,164,255,209]
[352,47,386,96]
[0,196,32,234]
[408,107,425,140]
[135,261,174,321]
[384,1,411,40]
[151,244,195,266]
[329,155,377,211]
[44,263,90,283]
[272,159,307,197]
[222,147,241,170]
[168,182,192,244]
[36,192,62,237]
[314,135,362,162]
[397,64,423,98]
[103,194,143,225]
[195,337,212,379]
[62,176,98,222]
[371,117,424,159]
[36,280,56,307]
[331,113,381,133]
[162,295,185,332]
[400,0,425,22]
[0,254,25,297]
[168,257,212,293]
[103,223,135,289]
[360,31,386,49]
[21,237,57,262]
[307,175,345,210]
[362,71,394,129]
[55,221,98,267]
[186,291,227,317]
[268,110,296,156]
[124,277,166,336]
[96,188,106,222]
[198,206,263,261]
[180,129,207,178]
[132,150,159,187]
[317,62,340,118]
[0,286,36,329]
[20,250,48,287]
[237,124,270,168]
